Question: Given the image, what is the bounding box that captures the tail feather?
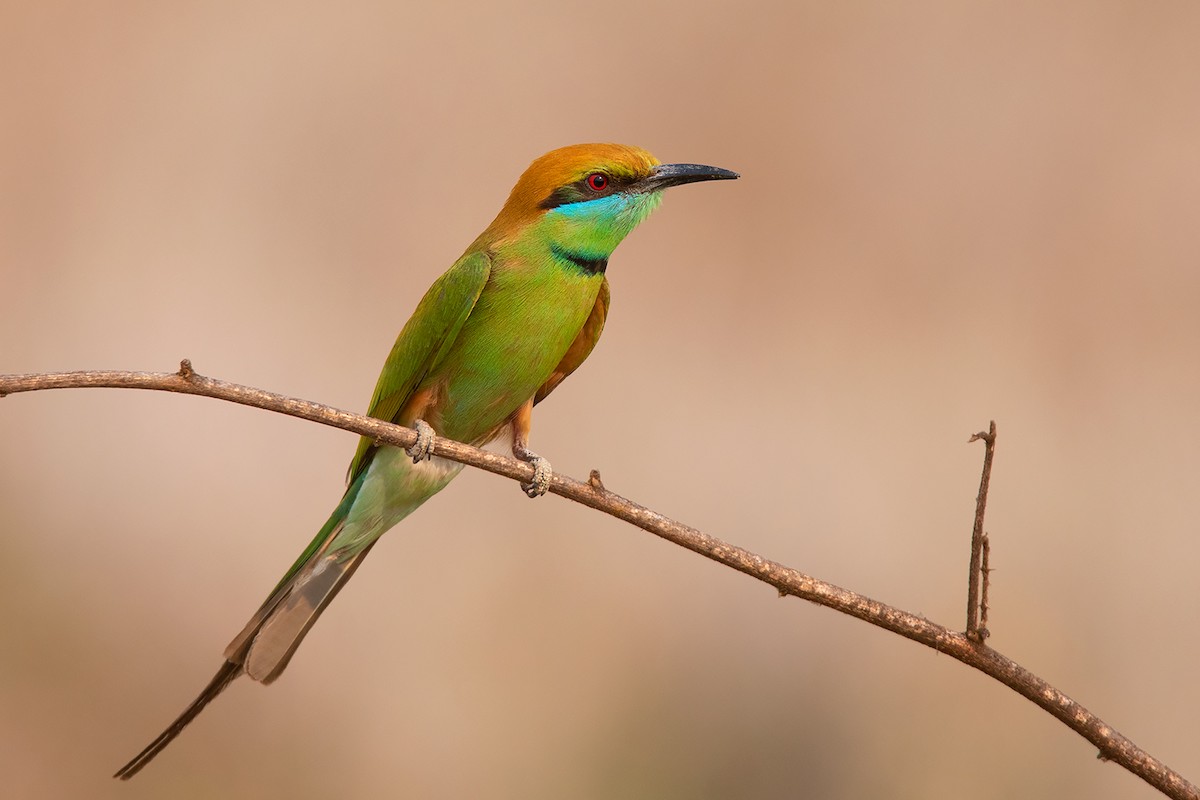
[222,518,349,666]
[113,660,241,780]
[114,448,447,778]
[113,521,364,779]
[246,541,376,684]
[113,533,377,778]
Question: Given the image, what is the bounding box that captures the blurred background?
[2,1,1198,798]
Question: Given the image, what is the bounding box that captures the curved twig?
[1,362,1195,800]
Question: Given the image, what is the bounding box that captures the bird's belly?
[431,271,603,444]
[336,446,463,552]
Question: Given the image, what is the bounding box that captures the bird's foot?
[406,419,435,463]
[513,442,552,498]
[521,456,552,498]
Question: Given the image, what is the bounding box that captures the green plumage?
[347,251,491,484]
[114,143,737,779]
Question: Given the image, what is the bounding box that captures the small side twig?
[979,532,991,636]
[966,420,997,642]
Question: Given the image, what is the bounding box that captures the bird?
[114,142,738,778]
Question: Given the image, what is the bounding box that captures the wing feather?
[347,251,491,483]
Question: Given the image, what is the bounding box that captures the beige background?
[2,2,1198,798]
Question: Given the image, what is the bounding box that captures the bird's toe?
[406,419,435,463]
[520,455,552,498]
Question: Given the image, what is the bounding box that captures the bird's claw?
[406,419,435,463]
[520,455,552,498]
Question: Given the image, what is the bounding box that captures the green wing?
[347,250,491,484]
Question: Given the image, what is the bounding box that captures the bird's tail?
[113,659,241,779]
[112,534,375,780]
[227,533,378,684]
[113,482,376,780]
[114,450,456,778]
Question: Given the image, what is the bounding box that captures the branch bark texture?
[1,363,1195,800]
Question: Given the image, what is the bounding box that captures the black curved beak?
[637,163,740,192]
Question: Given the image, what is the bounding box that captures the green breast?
[431,255,604,444]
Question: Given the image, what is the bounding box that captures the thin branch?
[980,532,991,635]
[967,420,997,642]
[0,364,1195,800]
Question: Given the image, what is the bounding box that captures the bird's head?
[478,143,738,263]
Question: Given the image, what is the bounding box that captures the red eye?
[586,173,608,192]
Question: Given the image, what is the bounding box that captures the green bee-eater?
[114,143,737,778]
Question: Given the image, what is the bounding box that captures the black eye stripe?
[539,174,627,209]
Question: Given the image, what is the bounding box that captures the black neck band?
[551,245,607,275]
